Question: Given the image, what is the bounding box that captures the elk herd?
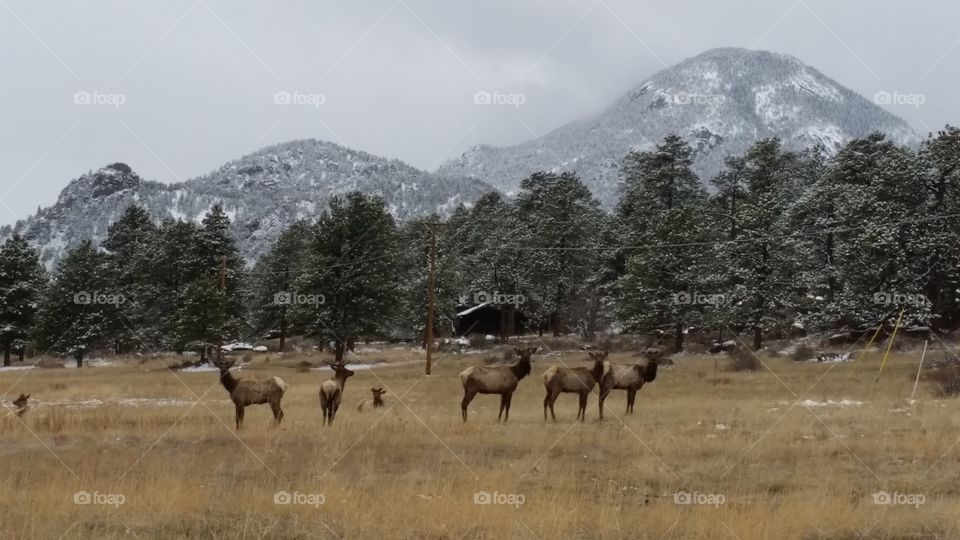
[464,347,660,423]
[7,347,658,428]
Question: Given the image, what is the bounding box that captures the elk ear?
[24,394,29,399]
[514,347,523,356]
[528,347,538,355]
[601,351,609,359]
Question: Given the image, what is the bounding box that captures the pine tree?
[175,205,246,355]
[36,240,114,366]
[515,171,604,336]
[614,135,710,351]
[297,193,400,361]
[248,220,312,351]
[0,235,46,365]
[154,219,206,351]
[796,134,928,331]
[452,192,532,338]
[394,215,463,344]
[919,126,960,329]
[102,205,161,352]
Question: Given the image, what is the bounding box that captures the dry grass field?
[1,342,959,539]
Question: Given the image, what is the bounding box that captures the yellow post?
[876,309,905,381]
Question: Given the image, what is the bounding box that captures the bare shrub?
[927,366,960,397]
[790,343,816,362]
[726,347,761,372]
[468,334,491,349]
[296,360,314,373]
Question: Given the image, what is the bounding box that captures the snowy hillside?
[439,48,920,206]
[2,141,496,267]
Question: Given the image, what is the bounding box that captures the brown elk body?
[542,352,608,422]
[598,357,658,418]
[460,347,536,423]
[358,387,386,411]
[12,393,29,417]
[319,360,354,425]
[213,358,287,429]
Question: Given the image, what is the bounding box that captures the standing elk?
[598,350,659,419]
[460,346,537,423]
[358,387,387,411]
[319,359,354,425]
[12,393,29,417]
[213,358,288,430]
[543,352,608,422]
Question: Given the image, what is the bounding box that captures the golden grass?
[1,346,958,539]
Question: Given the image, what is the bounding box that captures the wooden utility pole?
[425,222,437,375]
[217,255,226,362]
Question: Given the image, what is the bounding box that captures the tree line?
[2,127,959,365]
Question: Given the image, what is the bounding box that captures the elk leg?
[461,389,477,422]
[547,391,559,422]
[235,404,244,430]
[503,393,513,423]
[271,401,283,423]
[578,392,588,422]
[598,388,607,421]
[627,389,637,414]
[497,394,507,422]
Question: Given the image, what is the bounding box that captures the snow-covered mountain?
[4,48,924,267]
[2,140,496,267]
[439,47,920,206]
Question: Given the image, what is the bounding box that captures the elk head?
[325,360,355,381]
[513,346,538,361]
[212,357,236,372]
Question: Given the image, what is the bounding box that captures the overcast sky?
[1,0,957,222]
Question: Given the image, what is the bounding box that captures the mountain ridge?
[3,139,497,267]
[3,48,922,267]
[439,47,920,205]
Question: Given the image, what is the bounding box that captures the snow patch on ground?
[177,364,223,373]
[789,399,864,408]
[30,397,211,409]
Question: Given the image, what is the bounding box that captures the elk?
[12,393,29,417]
[460,346,537,423]
[319,359,354,425]
[212,358,287,430]
[598,352,659,419]
[357,387,387,411]
[543,351,608,422]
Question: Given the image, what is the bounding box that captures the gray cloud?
[1,0,956,221]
